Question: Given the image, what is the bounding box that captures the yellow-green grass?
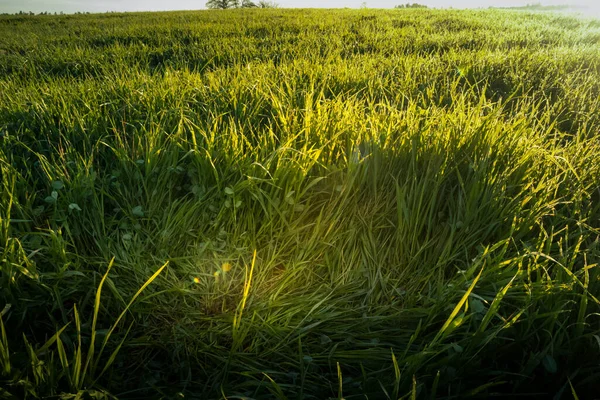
[1,8,600,399]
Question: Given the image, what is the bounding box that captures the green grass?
[1,8,600,399]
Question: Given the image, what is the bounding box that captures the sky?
[0,0,598,14]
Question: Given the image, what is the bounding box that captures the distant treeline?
[1,11,69,16]
[205,0,278,9]
[394,3,428,9]
[1,11,122,16]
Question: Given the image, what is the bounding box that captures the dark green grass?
[1,8,600,399]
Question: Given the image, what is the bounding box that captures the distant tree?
[394,3,427,8]
[241,0,257,7]
[206,0,276,9]
[206,0,236,9]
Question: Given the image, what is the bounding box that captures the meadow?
[1,8,600,399]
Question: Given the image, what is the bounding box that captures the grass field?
[1,8,600,399]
